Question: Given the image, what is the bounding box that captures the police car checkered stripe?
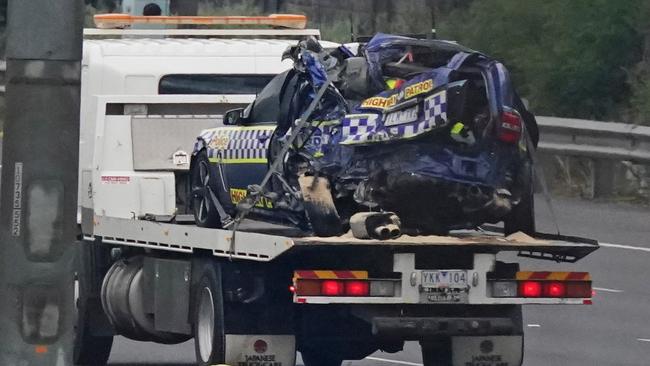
[424,90,447,125]
[341,90,448,144]
[196,127,275,163]
[340,114,379,144]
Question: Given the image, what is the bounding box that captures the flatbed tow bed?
[89,215,598,263]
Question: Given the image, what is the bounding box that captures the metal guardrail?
[537,116,650,164]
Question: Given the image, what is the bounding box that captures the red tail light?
[321,280,345,296]
[543,282,566,297]
[498,109,522,144]
[345,281,370,296]
[566,282,592,298]
[519,281,542,297]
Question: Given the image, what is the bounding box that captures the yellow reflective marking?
[547,272,571,281]
[350,271,369,279]
[230,188,273,208]
[404,79,434,99]
[515,271,534,281]
[451,122,465,135]
[314,270,338,279]
[222,158,267,164]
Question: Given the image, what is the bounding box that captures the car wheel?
[191,152,223,228]
[504,161,535,236]
[192,259,225,366]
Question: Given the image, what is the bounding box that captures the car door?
[218,125,277,209]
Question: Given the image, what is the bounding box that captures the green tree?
[438,0,642,121]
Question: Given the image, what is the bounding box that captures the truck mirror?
[223,108,244,125]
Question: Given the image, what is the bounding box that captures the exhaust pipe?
[351,212,402,240]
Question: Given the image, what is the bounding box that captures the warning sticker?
[101,176,131,184]
[11,162,23,237]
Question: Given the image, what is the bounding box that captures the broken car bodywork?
[192,34,539,236]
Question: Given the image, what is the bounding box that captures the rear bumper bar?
[371,316,517,338]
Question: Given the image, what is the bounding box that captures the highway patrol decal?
[404,79,434,99]
[360,95,399,110]
[359,78,434,111]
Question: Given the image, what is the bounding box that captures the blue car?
[190,34,539,237]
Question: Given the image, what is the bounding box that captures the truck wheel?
[74,240,114,366]
[504,161,535,236]
[420,340,452,366]
[74,298,113,366]
[192,260,225,366]
[191,152,223,228]
[300,348,343,366]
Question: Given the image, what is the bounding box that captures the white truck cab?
[79,27,336,225]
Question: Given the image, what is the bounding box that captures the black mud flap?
[299,175,343,237]
[451,335,523,366]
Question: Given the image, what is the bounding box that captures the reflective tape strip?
[221,158,267,164]
[516,271,591,281]
[294,270,368,280]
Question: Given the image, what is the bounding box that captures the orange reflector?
[293,270,368,280]
[35,345,48,354]
[516,271,591,281]
[94,14,308,29]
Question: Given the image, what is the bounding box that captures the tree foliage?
[438,0,646,123]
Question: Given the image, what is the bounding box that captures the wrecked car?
[190,33,539,237]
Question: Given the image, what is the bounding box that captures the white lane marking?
[637,338,650,343]
[593,287,623,293]
[600,242,650,253]
[365,356,423,366]
[527,324,541,328]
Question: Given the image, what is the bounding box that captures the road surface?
[107,196,650,366]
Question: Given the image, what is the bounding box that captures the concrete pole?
[0,0,83,365]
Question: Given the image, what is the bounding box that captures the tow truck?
[73,14,599,366]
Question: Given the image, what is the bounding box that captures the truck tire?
[420,340,452,366]
[192,260,226,366]
[504,161,535,236]
[300,349,343,366]
[191,151,224,228]
[74,299,113,366]
[74,241,113,365]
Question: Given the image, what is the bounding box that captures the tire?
[74,301,113,366]
[420,340,452,366]
[300,348,343,366]
[191,151,223,228]
[192,260,226,366]
[504,161,535,236]
[74,241,113,366]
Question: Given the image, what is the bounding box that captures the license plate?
[421,270,468,288]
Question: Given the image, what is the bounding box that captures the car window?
[158,74,275,95]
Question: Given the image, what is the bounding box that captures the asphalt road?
[107,196,650,366]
